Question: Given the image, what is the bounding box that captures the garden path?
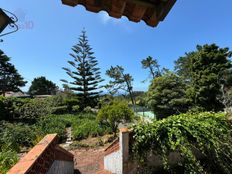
[63,127,112,174]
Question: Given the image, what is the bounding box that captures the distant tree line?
[1,33,231,116]
[0,50,59,97]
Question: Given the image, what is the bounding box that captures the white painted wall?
[104,129,130,174]
[46,160,74,174]
[104,150,122,174]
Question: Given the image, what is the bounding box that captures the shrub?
[36,113,111,141]
[72,105,80,113]
[14,98,52,120]
[46,94,67,107]
[77,112,96,119]
[0,97,52,121]
[46,93,78,107]
[57,114,79,126]
[0,122,37,151]
[132,112,232,174]
[97,101,134,134]
[83,106,93,113]
[46,93,81,114]
[0,97,19,121]
[72,119,111,140]
[0,97,7,120]
[36,116,68,142]
[0,95,81,121]
[0,148,18,174]
[51,106,68,115]
[99,95,114,108]
[64,97,79,113]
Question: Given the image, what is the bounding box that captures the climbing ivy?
[132,112,232,174]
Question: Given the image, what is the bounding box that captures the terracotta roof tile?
[61,0,176,27]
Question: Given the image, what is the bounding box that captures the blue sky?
[0,0,232,92]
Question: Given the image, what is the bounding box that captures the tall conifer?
[61,30,103,108]
[0,50,26,96]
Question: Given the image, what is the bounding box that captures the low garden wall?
[104,128,195,174]
[7,134,74,174]
[104,128,130,174]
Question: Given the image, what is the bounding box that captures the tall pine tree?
[141,56,161,79]
[0,50,27,96]
[61,30,103,109]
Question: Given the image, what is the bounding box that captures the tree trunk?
[149,66,155,79]
[156,66,161,77]
[119,68,136,108]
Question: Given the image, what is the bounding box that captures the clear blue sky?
[1,0,232,92]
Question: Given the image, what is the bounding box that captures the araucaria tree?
[0,50,27,96]
[61,30,103,109]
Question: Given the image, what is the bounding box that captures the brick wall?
[104,138,119,156]
[7,134,74,174]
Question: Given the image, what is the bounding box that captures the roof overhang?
[0,8,14,33]
[61,0,176,27]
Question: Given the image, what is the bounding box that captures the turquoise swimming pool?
[136,111,155,119]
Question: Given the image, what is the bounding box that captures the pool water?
[136,111,155,119]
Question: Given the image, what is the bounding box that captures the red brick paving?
[72,147,112,174]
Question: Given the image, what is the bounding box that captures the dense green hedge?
[132,112,232,174]
[15,99,52,120]
[0,97,51,121]
[0,94,81,122]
